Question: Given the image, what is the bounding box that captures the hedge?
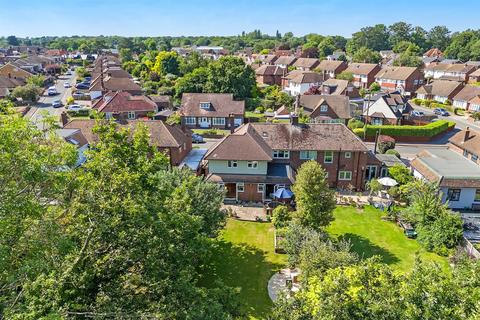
[363,120,454,137]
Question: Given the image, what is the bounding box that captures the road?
[29,72,77,128]
[412,104,480,131]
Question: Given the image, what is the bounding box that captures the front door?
[199,117,211,128]
[365,165,377,181]
[225,183,236,199]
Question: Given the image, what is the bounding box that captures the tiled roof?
[449,128,480,157]
[92,91,157,113]
[453,85,480,101]
[179,93,245,117]
[345,63,379,75]
[293,58,319,69]
[375,66,419,80]
[416,80,463,97]
[318,60,346,72]
[255,65,285,76]
[299,94,351,119]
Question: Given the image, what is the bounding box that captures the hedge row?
[360,120,454,137]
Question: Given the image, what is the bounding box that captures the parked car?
[67,104,84,111]
[191,133,204,143]
[47,86,57,96]
[72,92,88,99]
[411,110,424,117]
[63,82,71,88]
[52,100,63,108]
[75,83,90,90]
[433,108,450,116]
[84,76,92,81]
[65,71,72,75]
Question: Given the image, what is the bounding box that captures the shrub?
[377,135,395,154]
[254,106,265,113]
[454,107,465,116]
[385,149,401,158]
[272,205,291,229]
[66,109,90,117]
[364,120,451,138]
[421,99,434,108]
[472,112,480,121]
[412,98,422,105]
[347,118,365,130]
[353,127,365,136]
[266,108,273,113]
[66,96,74,105]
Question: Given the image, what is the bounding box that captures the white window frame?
[200,102,210,110]
[320,104,328,112]
[236,183,245,192]
[227,160,238,168]
[257,183,265,193]
[300,150,317,160]
[247,161,258,169]
[127,111,136,120]
[339,171,352,181]
[212,117,225,126]
[345,151,351,159]
[324,151,333,163]
[185,116,196,125]
[218,183,225,191]
[273,150,290,159]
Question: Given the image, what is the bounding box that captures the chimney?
[229,113,235,133]
[294,94,300,114]
[291,114,299,126]
[60,111,69,127]
[464,127,470,142]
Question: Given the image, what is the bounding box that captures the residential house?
[416,80,464,103]
[468,68,480,84]
[327,52,346,61]
[317,60,348,79]
[179,93,245,129]
[255,65,285,86]
[411,149,480,210]
[282,70,324,96]
[372,153,406,178]
[256,54,278,65]
[320,78,360,98]
[0,76,26,98]
[149,95,172,111]
[298,94,352,124]
[55,128,89,167]
[0,62,34,80]
[293,58,320,71]
[274,56,297,69]
[92,91,158,120]
[363,92,413,125]
[468,95,480,112]
[424,63,477,82]
[423,48,443,58]
[89,76,142,99]
[63,119,192,166]
[449,128,480,165]
[452,85,480,110]
[374,66,424,96]
[344,63,381,89]
[205,120,372,202]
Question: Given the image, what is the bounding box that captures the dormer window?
[320,105,328,112]
[200,102,211,110]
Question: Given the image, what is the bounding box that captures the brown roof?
[375,66,419,81]
[204,123,272,161]
[449,128,480,156]
[149,95,171,103]
[287,71,324,84]
[92,91,157,113]
[469,95,480,105]
[256,54,278,64]
[425,63,476,74]
[345,63,379,75]
[63,119,189,148]
[0,76,25,88]
[274,56,297,66]
[416,80,463,97]
[321,78,349,95]
[453,85,480,102]
[89,76,141,92]
[180,93,245,117]
[299,95,351,119]
[318,60,346,72]
[251,123,368,152]
[293,58,320,69]
[470,69,480,77]
[424,48,443,58]
[255,65,285,76]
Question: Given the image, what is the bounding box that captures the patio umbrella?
[273,188,294,199]
[377,177,398,187]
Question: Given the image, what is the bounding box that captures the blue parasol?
[273,188,294,199]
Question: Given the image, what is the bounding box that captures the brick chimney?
[464,127,470,142]
[229,113,235,133]
[60,111,69,127]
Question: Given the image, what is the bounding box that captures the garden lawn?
[245,111,267,122]
[202,219,286,319]
[327,206,449,272]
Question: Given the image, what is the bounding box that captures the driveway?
[412,103,480,131]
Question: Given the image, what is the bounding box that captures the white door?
[199,117,211,128]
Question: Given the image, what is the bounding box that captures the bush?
[347,118,365,130]
[377,135,395,154]
[364,120,451,138]
[272,205,291,229]
[421,99,434,108]
[66,96,74,105]
[254,106,265,113]
[66,109,90,117]
[353,127,365,136]
[385,149,401,158]
[266,108,273,113]
[472,112,480,121]
[412,98,422,105]
[454,107,465,116]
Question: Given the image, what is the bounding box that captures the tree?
[6,35,19,45]
[26,74,46,87]
[272,205,291,229]
[301,47,319,58]
[12,84,40,102]
[292,161,336,230]
[174,67,209,98]
[352,47,382,63]
[336,71,354,81]
[179,51,209,75]
[428,25,451,51]
[153,51,180,76]
[119,47,133,63]
[205,56,256,99]
[317,36,336,58]
[388,22,413,47]
[388,164,412,185]
[346,24,390,55]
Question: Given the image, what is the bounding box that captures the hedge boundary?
[355,120,455,137]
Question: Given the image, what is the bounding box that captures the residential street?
[412,103,480,131]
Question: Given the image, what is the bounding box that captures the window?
[472,154,479,163]
[247,161,258,169]
[320,104,328,112]
[258,183,265,193]
[236,183,244,192]
[105,112,113,120]
[339,171,352,180]
[475,189,480,202]
[300,150,317,160]
[218,183,225,191]
[273,150,290,159]
[447,189,461,201]
[200,102,211,110]
[463,150,469,158]
[185,116,196,125]
[127,111,136,120]
[345,151,351,159]
[227,160,238,168]
[324,151,333,163]
[212,117,225,126]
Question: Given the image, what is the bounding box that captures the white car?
[63,82,71,88]
[67,104,84,111]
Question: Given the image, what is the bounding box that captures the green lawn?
[192,128,230,136]
[327,206,449,272]
[245,111,267,122]
[202,219,286,319]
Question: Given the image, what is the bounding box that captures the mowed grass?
[202,219,286,319]
[327,206,449,272]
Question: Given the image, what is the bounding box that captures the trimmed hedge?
[364,120,454,137]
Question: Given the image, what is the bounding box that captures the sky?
[0,0,479,38]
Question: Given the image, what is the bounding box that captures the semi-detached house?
[344,63,381,89]
[374,66,424,96]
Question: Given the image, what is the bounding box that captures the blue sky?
[0,0,479,37]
